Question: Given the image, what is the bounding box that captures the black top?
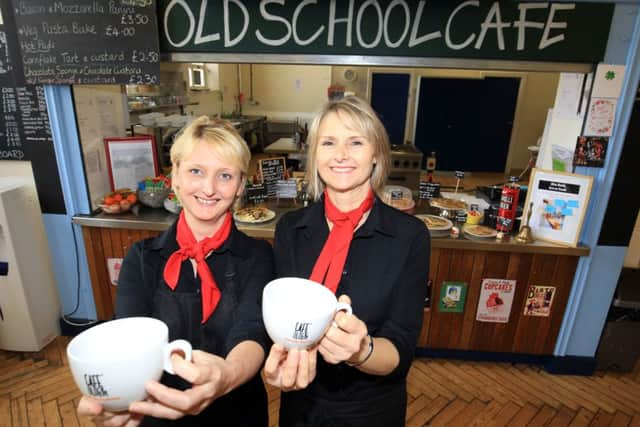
[274,196,430,426]
[116,220,273,427]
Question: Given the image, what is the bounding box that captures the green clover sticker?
[605,71,616,80]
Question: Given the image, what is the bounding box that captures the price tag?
[455,171,465,179]
[419,182,440,200]
[455,212,468,223]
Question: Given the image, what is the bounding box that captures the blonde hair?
[170,116,250,176]
[306,96,391,200]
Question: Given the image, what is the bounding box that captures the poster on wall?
[106,258,123,286]
[574,136,608,167]
[524,285,556,317]
[584,98,616,137]
[476,279,516,323]
[438,281,467,313]
[521,169,593,247]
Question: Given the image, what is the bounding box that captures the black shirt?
[116,220,273,427]
[274,196,430,426]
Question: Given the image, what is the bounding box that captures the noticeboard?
[6,0,160,85]
[0,8,65,213]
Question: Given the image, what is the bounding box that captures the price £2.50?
[131,50,159,63]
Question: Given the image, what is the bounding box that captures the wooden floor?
[1,336,639,426]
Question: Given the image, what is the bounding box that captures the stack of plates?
[139,112,164,127]
[415,214,453,238]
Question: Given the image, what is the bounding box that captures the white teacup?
[262,277,352,349]
[67,317,192,411]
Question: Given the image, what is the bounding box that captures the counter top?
[73,203,589,257]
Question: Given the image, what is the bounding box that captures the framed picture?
[104,136,159,191]
[522,169,593,247]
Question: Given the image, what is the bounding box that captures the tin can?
[496,178,520,233]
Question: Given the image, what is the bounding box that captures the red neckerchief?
[309,189,374,293]
[163,211,232,323]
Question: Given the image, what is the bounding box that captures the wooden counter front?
[418,248,577,355]
[74,207,587,356]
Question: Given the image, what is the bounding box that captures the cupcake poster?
[476,279,516,323]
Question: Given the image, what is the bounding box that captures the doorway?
[370,72,411,146]
[413,76,520,172]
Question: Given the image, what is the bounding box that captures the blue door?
[414,77,520,172]
[371,73,410,146]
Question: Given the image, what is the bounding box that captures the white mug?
[262,277,352,349]
[67,317,192,411]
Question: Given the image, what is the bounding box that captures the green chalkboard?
[159,0,613,63]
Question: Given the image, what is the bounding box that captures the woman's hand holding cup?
[263,344,318,391]
[318,295,369,365]
[77,395,143,427]
[129,350,233,419]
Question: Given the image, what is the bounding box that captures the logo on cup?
[84,374,108,397]
[292,322,311,341]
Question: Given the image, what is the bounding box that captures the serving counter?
[73,203,589,357]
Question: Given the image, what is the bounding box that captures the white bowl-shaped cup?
[66,317,192,412]
[262,277,352,349]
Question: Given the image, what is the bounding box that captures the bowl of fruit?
[138,175,171,208]
[98,189,137,214]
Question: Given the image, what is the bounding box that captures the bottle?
[426,151,437,183]
[496,176,520,234]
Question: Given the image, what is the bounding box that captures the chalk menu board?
[8,0,159,85]
[259,157,286,198]
[0,8,65,213]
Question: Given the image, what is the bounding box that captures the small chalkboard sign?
[7,0,160,85]
[245,183,267,205]
[455,212,468,223]
[419,182,440,200]
[455,171,465,179]
[259,157,286,198]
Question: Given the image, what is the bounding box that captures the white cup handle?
[163,339,192,375]
[332,302,353,328]
[336,302,352,316]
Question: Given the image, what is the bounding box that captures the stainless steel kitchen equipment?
[388,144,423,190]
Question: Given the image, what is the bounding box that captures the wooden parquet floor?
[1,336,639,426]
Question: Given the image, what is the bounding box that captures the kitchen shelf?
[128,102,198,114]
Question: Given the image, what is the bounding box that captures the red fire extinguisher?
[496,176,520,233]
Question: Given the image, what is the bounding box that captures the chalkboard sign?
[419,182,441,200]
[455,212,468,224]
[0,9,65,214]
[8,0,160,85]
[245,183,267,205]
[160,0,613,63]
[259,157,286,198]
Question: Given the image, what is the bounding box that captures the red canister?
[496,178,520,233]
